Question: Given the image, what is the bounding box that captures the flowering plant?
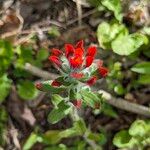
[21,41,109,149]
[35,40,108,124]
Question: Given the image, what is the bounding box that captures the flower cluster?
[36,40,108,108]
[49,40,108,87]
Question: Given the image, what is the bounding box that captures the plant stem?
[69,106,100,150]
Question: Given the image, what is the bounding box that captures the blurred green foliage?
[23,119,106,150]
[0,39,49,102]
[113,120,150,149]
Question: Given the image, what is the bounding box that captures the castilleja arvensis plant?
[35,40,108,123]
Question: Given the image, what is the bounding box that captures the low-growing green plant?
[0,39,49,102]
[113,120,150,150]
[24,40,109,149]
[107,62,125,95]
[0,39,49,146]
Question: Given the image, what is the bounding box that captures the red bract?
[75,40,84,49]
[48,40,108,86]
[74,48,84,57]
[51,48,63,56]
[85,56,94,68]
[99,66,109,77]
[70,72,84,79]
[49,56,61,66]
[73,100,82,108]
[65,44,74,58]
[87,46,97,57]
[86,76,97,86]
[69,56,83,68]
[51,80,62,87]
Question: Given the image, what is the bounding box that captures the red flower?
[65,44,74,58]
[51,48,63,56]
[87,46,97,57]
[70,72,84,79]
[85,56,94,68]
[86,76,97,86]
[49,55,61,66]
[73,100,82,108]
[75,40,84,49]
[74,48,84,57]
[51,80,62,87]
[99,66,108,77]
[35,82,42,89]
[69,56,83,68]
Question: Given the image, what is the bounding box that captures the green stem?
[69,106,101,150]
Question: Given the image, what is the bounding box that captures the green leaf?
[60,128,78,138]
[23,133,39,150]
[73,119,87,135]
[13,68,31,78]
[48,101,71,124]
[113,130,135,148]
[43,124,82,145]
[44,144,67,150]
[43,130,63,145]
[131,62,150,74]
[129,120,148,137]
[138,74,150,84]
[97,22,127,49]
[112,33,148,56]
[56,76,72,86]
[0,106,8,123]
[87,132,107,145]
[0,40,13,57]
[80,90,101,108]
[114,84,125,95]
[142,27,150,35]
[17,80,38,100]
[101,0,122,22]
[101,103,118,118]
[0,40,13,74]
[37,48,49,61]
[51,94,63,108]
[48,26,60,38]
[0,74,12,103]
[38,80,66,94]
[15,45,33,68]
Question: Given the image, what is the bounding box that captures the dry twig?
[99,90,150,117]
[24,63,59,80]
[75,0,82,26]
